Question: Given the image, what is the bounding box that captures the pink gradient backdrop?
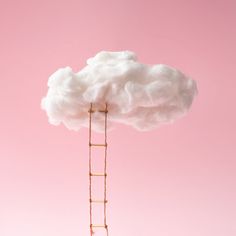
[0,0,235,235]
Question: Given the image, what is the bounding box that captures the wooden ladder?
[88,103,109,236]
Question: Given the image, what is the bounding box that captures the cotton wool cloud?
[41,51,197,132]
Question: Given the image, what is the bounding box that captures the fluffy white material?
[41,51,197,132]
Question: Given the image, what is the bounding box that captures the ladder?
[88,103,109,236]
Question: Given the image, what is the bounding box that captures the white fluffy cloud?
[41,51,197,132]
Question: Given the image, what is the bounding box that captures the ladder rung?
[90,172,107,177]
[88,109,108,113]
[89,143,107,147]
[91,224,108,228]
[98,109,108,113]
[90,199,108,203]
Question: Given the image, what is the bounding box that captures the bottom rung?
[91,224,108,228]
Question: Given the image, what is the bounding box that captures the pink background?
[0,0,236,235]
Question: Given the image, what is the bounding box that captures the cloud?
[41,51,197,132]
